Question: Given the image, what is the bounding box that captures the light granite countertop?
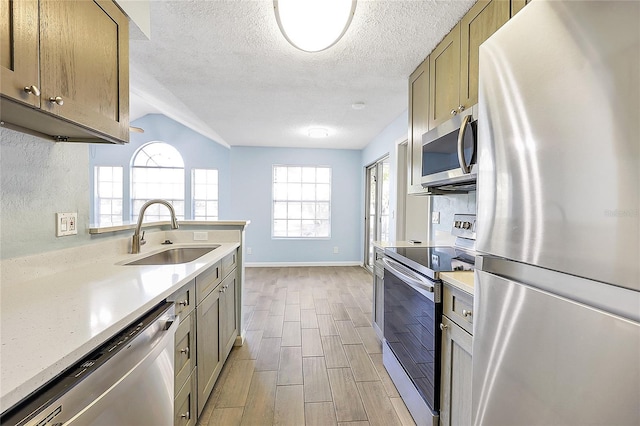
[440,271,475,295]
[0,238,240,413]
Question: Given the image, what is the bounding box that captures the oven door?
[382,257,441,413]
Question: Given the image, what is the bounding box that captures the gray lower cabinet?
[174,372,197,426]
[440,285,473,426]
[372,247,385,339]
[195,250,239,416]
[196,280,222,415]
[220,271,237,361]
[168,249,239,424]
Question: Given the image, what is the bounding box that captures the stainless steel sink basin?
[125,246,220,266]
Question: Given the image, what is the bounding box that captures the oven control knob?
[463,222,471,229]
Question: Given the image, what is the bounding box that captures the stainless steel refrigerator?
[474,1,640,425]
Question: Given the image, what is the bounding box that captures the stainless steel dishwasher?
[1,302,178,426]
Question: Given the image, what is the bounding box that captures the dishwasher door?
[3,302,178,426]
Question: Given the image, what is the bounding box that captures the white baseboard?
[245,261,363,268]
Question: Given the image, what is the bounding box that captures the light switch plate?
[432,211,440,224]
[56,212,78,236]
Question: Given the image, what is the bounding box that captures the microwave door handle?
[457,114,473,174]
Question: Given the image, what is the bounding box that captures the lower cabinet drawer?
[221,250,237,280]
[174,370,197,426]
[169,280,195,318]
[175,311,195,393]
[196,261,222,305]
[443,284,474,335]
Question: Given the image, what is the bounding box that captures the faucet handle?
[140,231,146,246]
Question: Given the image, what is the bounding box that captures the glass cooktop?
[384,246,475,280]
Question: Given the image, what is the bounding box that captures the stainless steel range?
[382,214,475,426]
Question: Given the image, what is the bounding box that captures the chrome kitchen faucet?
[132,199,179,254]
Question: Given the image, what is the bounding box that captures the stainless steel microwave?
[421,105,477,192]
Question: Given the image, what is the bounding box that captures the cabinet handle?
[180,411,190,419]
[180,346,190,356]
[23,85,40,96]
[49,96,64,106]
[450,109,458,116]
[457,105,466,113]
[178,299,189,306]
[462,309,473,317]
[440,323,448,331]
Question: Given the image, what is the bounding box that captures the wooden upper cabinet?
[408,57,429,194]
[511,0,531,17]
[0,0,129,144]
[429,23,461,129]
[39,0,129,142]
[1,0,40,107]
[460,0,510,108]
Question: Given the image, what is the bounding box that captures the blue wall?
[87,112,409,265]
[360,111,409,248]
[89,114,231,222]
[229,146,362,265]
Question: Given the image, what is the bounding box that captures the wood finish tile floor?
[197,266,416,426]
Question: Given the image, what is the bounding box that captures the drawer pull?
[440,323,448,331]
[180,346,190,356]
[178,299,189,306]
[181,411,190,419]
[462,309,473,318]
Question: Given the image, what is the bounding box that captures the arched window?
[131,142,185,221]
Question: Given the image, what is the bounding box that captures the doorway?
[364,155,390,271]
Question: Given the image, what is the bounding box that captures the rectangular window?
[94,166,123,226]
[192,169,219,220]
[272,165,331,238]
[131,166,185,221]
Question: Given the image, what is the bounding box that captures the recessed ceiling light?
[308,128,329,138]
[274,0,357,53]
[351,102,366,110]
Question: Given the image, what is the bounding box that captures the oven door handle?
[382,258,434,293]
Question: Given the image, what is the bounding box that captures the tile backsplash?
[431,192,477,244]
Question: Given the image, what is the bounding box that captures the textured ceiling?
[130,0,475,149]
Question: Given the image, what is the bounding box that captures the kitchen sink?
[124,246,220,266]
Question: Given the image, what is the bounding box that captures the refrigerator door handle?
[457,114,473,174]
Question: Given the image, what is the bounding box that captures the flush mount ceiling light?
[274,0,357,52]
[308,127,329,138]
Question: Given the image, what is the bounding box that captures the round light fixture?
[274,0,357,53]
[308,127,329,138]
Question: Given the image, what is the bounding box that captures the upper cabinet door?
[429,23,460,129]
[39,0,129,141]
[408,57,429,193]
[0,0,40,107]
[510,0,531,17]
[460,0,510,108]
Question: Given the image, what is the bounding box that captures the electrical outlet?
[193,231,208,241]
[247,247,252,255]
[432,211,440,224]
[333,246,339,254]
[56,212,78,237]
